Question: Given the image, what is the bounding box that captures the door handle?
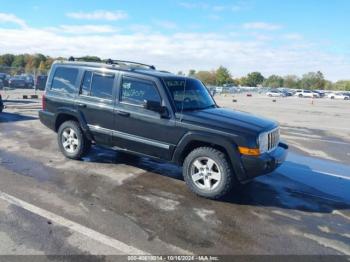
[77,103,87,108]
[116,110,130,117]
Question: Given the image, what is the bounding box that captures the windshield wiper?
[181,104,216,111]
[198,104,216,110]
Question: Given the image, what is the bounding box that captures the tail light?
[42,93,46,110]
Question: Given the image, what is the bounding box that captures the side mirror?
[143,100,169,118]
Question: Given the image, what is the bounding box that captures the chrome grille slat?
[270,133,272,149]
[270,132,273,150]
[267,128,280,152]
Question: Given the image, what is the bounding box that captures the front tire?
[183,147,235,199]
[57,120,91,160]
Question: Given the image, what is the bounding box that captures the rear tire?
[57,120,91,160]
[183,147,235,199]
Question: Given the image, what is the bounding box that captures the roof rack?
[67,56,156,70]
[105,59,156,70]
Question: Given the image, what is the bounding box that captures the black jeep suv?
[39,59,288,199]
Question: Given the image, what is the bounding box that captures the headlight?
[258,132,269,154]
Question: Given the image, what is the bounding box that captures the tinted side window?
[90,73,114,100]
[51,67,78,93]
[121,77,160,106]
[80,71,92,96]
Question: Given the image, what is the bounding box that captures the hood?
[181,107,277,135]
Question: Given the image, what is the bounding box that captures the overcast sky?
[0,0,349,80]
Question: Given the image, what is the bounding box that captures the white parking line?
[281,126,350,132]
[311,170,350,180]
[285,161,350,180]
[0,191,148,255]
[283,135,350,146]
[332,210,350,221]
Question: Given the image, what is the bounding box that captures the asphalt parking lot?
[0,91,349,256]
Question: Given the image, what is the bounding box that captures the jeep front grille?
[267,128,280,151]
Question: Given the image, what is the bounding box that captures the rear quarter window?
[90,73,114,100]
[51,67,78,94]
[79,71,115,100]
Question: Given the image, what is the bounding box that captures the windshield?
[164,78,216,111]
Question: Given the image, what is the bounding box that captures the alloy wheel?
[190,157,222,191]
[61,127,79,153]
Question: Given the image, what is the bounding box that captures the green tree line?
[183,68,350,91]
[0,53,56,75]
[1,54,349,90]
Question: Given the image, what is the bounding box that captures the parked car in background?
[313,90,325,98]
[327,92,350,100]
[0,93,3,113]
[35,75,48,90]
[0,73,9,87]
[22,74,34,88]
[278,88,294,96]
[283,91,293,96]
[295,89,319,98]
[266,89,283,97]
[9,76,27,88]
[215,86,223,93]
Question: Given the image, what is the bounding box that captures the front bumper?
[240,142,288,181]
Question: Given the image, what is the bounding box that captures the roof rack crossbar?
[68,56,156,70]
[105,59,156,70]
[68,56,101,62]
